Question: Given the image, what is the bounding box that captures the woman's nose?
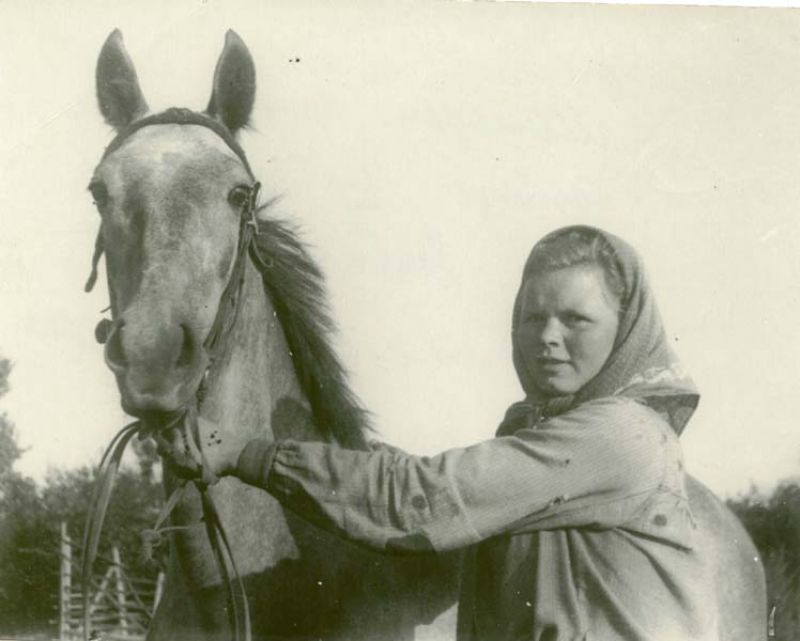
[539,317,563,347]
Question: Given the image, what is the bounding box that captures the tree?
[0,354,164,637]
[728,480,800,640]
[0,357,23,490]
[0,356,52,635]
[42,462,164,578]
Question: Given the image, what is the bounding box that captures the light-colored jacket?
[236,395,717,641]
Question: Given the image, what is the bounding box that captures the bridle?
[82,109,267,641]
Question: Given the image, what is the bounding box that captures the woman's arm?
[234,396,671,552]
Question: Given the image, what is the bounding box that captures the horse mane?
[253,212,371,449]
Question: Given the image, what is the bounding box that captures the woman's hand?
[154,415,248,481]
[194,416,247,478]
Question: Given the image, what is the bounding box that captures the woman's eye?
[563,313,589,326]
[523,313,546,325]
[228,185,251,208]
[89,182,109,209]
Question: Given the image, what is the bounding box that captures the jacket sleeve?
[234,397,671,553]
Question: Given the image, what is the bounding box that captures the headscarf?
[499,225,699,437]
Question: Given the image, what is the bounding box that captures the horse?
[86,29,458,641]
[85,29,765,641]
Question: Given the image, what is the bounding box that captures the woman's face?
[517,265,620,396]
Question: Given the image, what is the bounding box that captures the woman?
[205,225,716,640]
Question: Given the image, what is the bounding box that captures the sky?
[0,0,799,499]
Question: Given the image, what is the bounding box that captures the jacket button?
[411,495,427,510]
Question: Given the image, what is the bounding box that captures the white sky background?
[0,0,799,498]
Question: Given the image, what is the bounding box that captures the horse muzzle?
[103,315,208,416]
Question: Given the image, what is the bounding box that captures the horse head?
[89,30,258,418]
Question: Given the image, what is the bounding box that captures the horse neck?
[164,254,320,590]
[199,257,319,444]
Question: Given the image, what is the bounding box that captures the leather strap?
[101,108,255,178]
[81,421,143,641]
[202,182,261,363]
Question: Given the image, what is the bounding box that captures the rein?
[82,109,266,641]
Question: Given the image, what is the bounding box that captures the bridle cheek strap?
[203,182,261,361]
[84,230,104,293]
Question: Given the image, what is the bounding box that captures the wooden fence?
[58,523,164,641]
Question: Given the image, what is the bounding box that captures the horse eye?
[88,181,109,209]
[228,185,251,208]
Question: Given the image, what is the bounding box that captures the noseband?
[83,109,264,641]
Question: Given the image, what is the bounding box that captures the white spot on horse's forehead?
[101,124,244,177]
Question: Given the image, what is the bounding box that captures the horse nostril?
[104,320,128,370]
[175,324,196,369]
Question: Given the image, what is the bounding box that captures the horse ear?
[206,30,256,134]
[96,30,149,130]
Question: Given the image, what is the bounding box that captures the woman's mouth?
[537,356,571,369]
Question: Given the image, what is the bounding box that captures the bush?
[728,481,800,640]
[0,355,164,636]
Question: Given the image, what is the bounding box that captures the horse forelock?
[253,213,372,449]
